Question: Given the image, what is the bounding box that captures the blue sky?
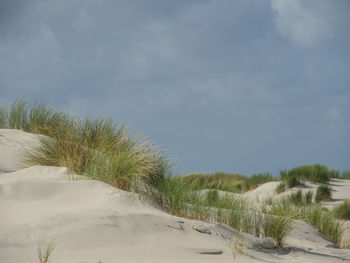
[0,0,349,176]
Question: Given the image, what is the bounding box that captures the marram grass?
[0,100,346,249]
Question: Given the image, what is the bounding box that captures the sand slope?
[1,129,349,262]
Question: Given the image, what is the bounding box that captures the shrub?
[333,200,350,220]
[315,184,332,203]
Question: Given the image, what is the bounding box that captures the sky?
[0,0,349,176]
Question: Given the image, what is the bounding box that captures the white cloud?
[270,0,333,47]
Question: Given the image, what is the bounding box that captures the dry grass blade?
[37,240,55,263]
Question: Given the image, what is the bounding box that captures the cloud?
[270,0,350,47]
[0,0,349,174]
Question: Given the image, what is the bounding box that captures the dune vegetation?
[178,171,276,193]
[1,100,349,248]
[333,200,350,220]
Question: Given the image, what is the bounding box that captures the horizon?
[1,0,349,176]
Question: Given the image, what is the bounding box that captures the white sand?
[1,129,349,262]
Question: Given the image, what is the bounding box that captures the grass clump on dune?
[27,117,169,191]
[303,206,343,246]
[180,171,276,193]
[280,164,337,188]
[263,193,344,247]
[150,176,292,247]
[2,100,71,134]
[1,100,169,192]
[180,172,247,193]
[315,184,332,203]
[333,200,350,220]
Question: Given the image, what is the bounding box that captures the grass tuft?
[261,215,292,247]
[315,184,332,203]
[37,240,55,263]
[333,200,350,220]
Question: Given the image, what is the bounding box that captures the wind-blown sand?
[1,129,349,262]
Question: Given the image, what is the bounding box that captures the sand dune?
[1,129,349,262]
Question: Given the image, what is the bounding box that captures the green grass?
[303,206,343,246]
[261,214,292,247]
[1,100,71,134]
[244,173,276,191]
[315,184,332,203]
[287,190,303,206]
[263,194,344,246]
[280,164,336,187]
[27,117,168,191]
[0,100,169,192]
[180,172,247,193]
[179,171,276,193]
[333,200,350,220]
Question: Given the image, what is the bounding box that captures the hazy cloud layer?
[0,0,349,175]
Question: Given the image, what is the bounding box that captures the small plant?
[37,240,55,263]
[315,184,332,203]
[232,236,246,257]
[333,199,350,220]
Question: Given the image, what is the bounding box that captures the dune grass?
[315,184,332,203]
[179,171,276,193]
[263,193,344,247]
[147,175,292,247]
[1,100,347,249]
[333,200,350,220]
[3,100,71,134]
[280,164,337,188]
[303,206,343,246]
[1,100,169,192]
